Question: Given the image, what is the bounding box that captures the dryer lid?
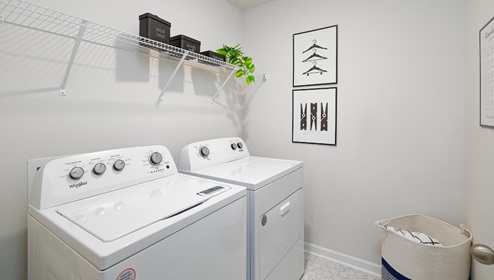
[193,156,302,189]
[55,176,223,242]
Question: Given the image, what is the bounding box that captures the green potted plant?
[217,44,256,85]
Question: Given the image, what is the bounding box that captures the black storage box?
[199,50,226,66]
[139,13,171,45]
[201,51,225,61]
[170,35,201,54]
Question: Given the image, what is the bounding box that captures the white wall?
[0,0,243,279]
[465,0,494,279]
[243,0,466,266]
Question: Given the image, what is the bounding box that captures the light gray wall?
[243,0,466,265]
[465,0,494,279]
[0,0,243,279]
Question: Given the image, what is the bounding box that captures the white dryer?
[28,145,246,280]
[179,137,304,280]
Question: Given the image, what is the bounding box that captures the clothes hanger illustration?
[302,49,328,63]
[302,61,327,76]
[302,39,328,54]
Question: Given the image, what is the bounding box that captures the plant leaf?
[246,75,255,85]
[236,69,246,77]
[244,57,253,64]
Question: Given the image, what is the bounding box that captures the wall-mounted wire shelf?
[0,0,238,101]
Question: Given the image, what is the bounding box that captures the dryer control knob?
[231,143,237,150]
[69,167,84,180]
[237,142,243,149]
[149,152,163,165]
[113,159,125,171]
[199,146,210,158]
[93,163,106,175]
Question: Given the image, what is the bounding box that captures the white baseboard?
[304,242,381,277]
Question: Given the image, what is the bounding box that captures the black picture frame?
[292,87,337,146]
[480,15,494,128]
[293,25,338,87]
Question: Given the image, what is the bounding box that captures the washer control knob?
[93,163,106,175]
[199,146,210,158]
[149,152,163,165]
[69,167,84,180]
[237,142,243,149]
[231,143,237,150]
[113,159,125,171]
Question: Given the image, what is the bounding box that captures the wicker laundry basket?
[375,214,472,280]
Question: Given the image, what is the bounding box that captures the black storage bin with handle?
[169,35,201,59]
[139,13,171,45]
[199,51,225,66]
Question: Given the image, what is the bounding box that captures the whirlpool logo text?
[69,181,87,189]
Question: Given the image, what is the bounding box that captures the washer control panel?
[179,137,250,171]
[30,145,176,210]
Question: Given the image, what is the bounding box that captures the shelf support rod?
[159,52,187,101]
[243,73,267,106]
[59,20,87,96]
[211,67,237,104]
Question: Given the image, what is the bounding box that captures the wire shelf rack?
[0,0,238,100]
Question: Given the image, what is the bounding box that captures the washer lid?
[55,176,227,242]
[191,156,302,190]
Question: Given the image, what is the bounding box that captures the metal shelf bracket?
[59,19,87,96]
[211,73,267,109]
[158,52,187,101]
[210,67,238,104]
[211,71,266,104]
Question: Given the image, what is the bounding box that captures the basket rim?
[375,213,473,248]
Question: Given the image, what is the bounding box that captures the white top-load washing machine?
[179,137,304,280]
[28,145,247,280]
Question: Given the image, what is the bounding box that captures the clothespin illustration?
[310,103,318,131]
[320,102,328,131]
[300,103,307,131]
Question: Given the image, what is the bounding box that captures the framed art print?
[292,87,337,145]
[293,25,338,87]
[480,15,494,127]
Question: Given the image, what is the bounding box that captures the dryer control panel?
[30,145,177,210]
[178,137,250,171]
